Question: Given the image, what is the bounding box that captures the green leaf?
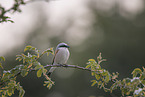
[97,81,102,86]
[47,52,50,56]
[141,80,145,88]
[2,95,6,97]
[7,89,12,96]
[0,56,5,61]
[20,65,28,77]
[21,70,28,77]
[104,74,110,83]
[110,82,118,92]
[16,55,23,61]
[95,74,100,80]
[91,80,97,86]
[88,59,96,62]
[42,48,54,56]
[103,87,110,92]
[48,48,54,55]
[24,45,32,52]
[102,70,109,76]
[37,69,43,77]
[91,71,95,76]
[35,64,42,70]
[0,63,3,69]
[43,69,47,74]
[23,45,39,54]
[132,68,142,77]
[47,83,53,89]
[19,88,25,97]
[44,81,54,89]
[124,78,131,83]
[140,69,145,80]
[85,64,91,68]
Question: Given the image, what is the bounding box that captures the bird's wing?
[52,49,59,65]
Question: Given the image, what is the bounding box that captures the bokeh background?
[1,0,145,97]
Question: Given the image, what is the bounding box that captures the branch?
[43,64,92,71]
[0,0,50,23]
[0,64,91,86]
[27,64,92,73]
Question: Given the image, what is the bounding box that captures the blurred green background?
[1,0,145,97]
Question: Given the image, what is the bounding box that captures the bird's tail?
[47,67,56,77]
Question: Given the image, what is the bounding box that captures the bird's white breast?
[53,47,70,64]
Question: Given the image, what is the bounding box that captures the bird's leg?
[58,64,68,68]
[59,63,63,67]
[63,64,68,68]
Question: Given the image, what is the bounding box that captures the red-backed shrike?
[47,43,70,76]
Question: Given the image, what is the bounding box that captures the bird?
[47,43,70,77]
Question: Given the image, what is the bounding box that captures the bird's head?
[56,43,70,50]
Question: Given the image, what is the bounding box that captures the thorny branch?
[0,0,50,23]
[0,64,91,86]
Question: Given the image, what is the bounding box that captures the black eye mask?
[59,45,70,48]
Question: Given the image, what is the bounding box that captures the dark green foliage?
[0,0,50,23]
[0,46,54,97]
[0,46,145,97]
[86,53,145,96]
[0,0,24,23]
